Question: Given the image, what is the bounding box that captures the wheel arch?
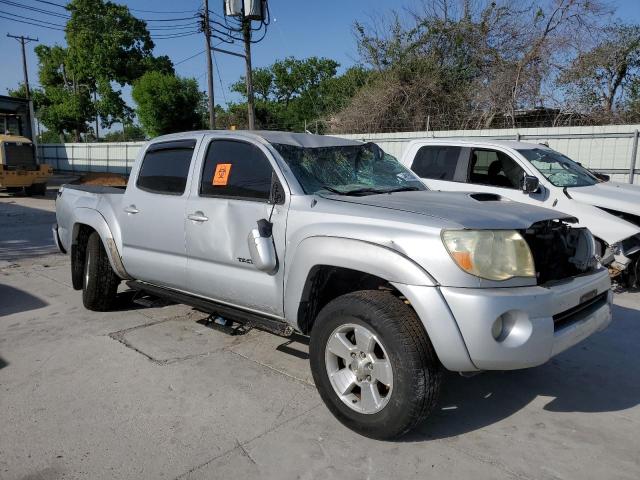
[71,208,131,281]
[284,236,436,334]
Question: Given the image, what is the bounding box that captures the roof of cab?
[405,138,544,150]
[150,130,363,148]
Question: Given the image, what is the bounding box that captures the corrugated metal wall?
[38,124,640,182]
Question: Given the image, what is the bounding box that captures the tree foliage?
[329,0,616,133]
[24,0,174,141]
[132,71,207,137]
[558,24,640,115]
[223,57,369,131]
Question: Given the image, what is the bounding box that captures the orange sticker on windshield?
[213,163,232,186]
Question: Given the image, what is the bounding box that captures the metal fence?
[38,124,640,183]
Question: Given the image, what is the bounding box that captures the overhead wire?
[0,12,65,30]
[174,49,205,65]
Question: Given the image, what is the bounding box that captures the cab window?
[200,140,274,201]
[468,149,524,189]
[136,140,196,195]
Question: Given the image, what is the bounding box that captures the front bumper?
[440,268,612,370]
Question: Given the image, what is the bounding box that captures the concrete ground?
[1,183,639,480]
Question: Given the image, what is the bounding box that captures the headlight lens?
[442,230,536,281]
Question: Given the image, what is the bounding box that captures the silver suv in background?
[54,131,612,439]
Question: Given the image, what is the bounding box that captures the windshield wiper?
[318,185,345,194]
[319,185,421,196]
[382,186,422,193]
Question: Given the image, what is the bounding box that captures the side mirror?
[592,171,610,182]
[522,174,540,194]
[247,219,278,274]
[269,172,285,205]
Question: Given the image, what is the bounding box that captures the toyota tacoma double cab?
[54,131,612,439]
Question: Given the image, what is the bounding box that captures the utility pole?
[94,89,99,140]
[242,19,255,130]
[203,0,216,129]
[7,34,38,99]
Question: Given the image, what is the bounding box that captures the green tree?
[26,0,175,141]
[132,71,206,137]
[229,57,350,131]
[103,124,146,141]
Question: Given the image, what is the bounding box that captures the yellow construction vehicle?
[0,95,52,196]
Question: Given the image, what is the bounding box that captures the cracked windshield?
[273,142,426,195]
[518,148,599,188]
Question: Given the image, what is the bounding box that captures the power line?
[175,49,205,65]
[0,13,65,30]
[3,11,66,28]
[151,30,201,39]
[212,50,227,104]
[32,0,66,8]
[0,0,70,19]
[129,7,199,14]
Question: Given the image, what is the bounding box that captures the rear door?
[120,139,199,290]
[408,144,470,190]
[185,137,288,317]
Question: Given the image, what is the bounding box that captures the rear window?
[136,142,195,195]
[411,146,461,180]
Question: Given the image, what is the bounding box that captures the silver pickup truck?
[53,131,612,439]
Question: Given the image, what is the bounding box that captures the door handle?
[124,205,139,214]
[187,212,209,222]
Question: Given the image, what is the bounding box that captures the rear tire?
[309,290,442,439]
[82,232,120,311]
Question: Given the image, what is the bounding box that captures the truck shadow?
[0,200,58,261]
[0,283,48,317]
[404,303,640,442]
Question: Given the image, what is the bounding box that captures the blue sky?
[1,0,640,113]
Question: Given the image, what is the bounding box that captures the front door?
[185,138,287,317]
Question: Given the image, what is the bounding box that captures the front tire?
[82,232,120,311]
[309,290,442,439]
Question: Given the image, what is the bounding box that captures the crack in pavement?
[173,403,323,479]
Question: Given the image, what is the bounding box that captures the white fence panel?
[37,125,640,183]
[38,142,144,175]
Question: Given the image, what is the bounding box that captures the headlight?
[442,230,535,281]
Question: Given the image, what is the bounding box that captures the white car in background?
[400,139,640,286]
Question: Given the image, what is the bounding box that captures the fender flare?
[72,208,131,280]
[284,235,436,324]
[283,236,476,371]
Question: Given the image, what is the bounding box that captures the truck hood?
[323,191,574,230]
[568,182,640,217]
